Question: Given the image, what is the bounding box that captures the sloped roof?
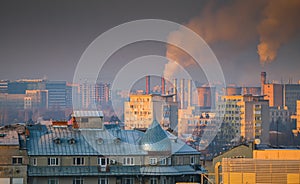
[27,125,99,156]
[140,120,171,152]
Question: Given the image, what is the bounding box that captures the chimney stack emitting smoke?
[261,72,266,95]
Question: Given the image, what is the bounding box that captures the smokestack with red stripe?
[161,77,165,95]
[146,75,150,94]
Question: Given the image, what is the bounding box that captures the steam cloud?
[164,0,300,78]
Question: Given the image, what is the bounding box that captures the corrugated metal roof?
[73,111,103,117]
[27,121,200,156]
[140,120,171,152]
[27,125,99,156]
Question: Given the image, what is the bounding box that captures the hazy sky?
[0,0,300,86]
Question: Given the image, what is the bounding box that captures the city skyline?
[0,1,300,86]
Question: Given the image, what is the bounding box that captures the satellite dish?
[254,139,261,145]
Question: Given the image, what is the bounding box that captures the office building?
[124,94,178,130]
[284,84,300,113]
[46,81,67,110]
[216,95,269,144]
[197,87,216,109]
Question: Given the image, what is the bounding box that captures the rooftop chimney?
[146,76,150,94]
[261,72,266,95]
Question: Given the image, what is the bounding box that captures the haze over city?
[0,0,300,86]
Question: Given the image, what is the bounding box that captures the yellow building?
[221,149,300,184]
[217,95,269,144]
[293,100,300,134]
[124,94,178,130]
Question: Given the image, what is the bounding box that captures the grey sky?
[0,0,299,86]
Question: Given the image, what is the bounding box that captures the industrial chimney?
[161,77,165,95]
[180,79,185,109]
[261,72,266,95]
[187,79,192,107]
[173,79,177,102]
[146,75,150,94]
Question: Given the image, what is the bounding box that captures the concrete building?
[263,83,283,107]
[284,84,300,114]
[0,125,28,184]
[292,100,300,135]
[242,87,261,96]
[46,81,67,110]
[216,95,269,144]
[197,87,216,109]
[24,90,48,110]
[26,119,204,184]
[223,87,242,96]
[8,79,45,94]
[96,82,111,105]
[124,94,178,130]
[0,80,8,93]
[269,106,290,124]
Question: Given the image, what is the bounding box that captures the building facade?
[124,94,178,130]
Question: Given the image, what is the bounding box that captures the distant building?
[0,80,8,93]
[284,84,300,113]
[96,83,111,105]
[46,81,67,110]
[24,90,48,110]
[124,94,178,130]
[263,83,283,107]
[241,87,261,96]
[8,79,45,94]
[197,87,216,109]
[216,95,270,144]
[269,106,290,124]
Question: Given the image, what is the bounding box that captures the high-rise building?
[124,94,178,130]
[216,95,269,144]
[96,83,111,105]
[0,80,8,93]
[8,79,45,94]
[46,81,67,110]
[284,84,300,113]
[263,83,283,107]
[197,87,216,109]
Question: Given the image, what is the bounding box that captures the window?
[167,157,172,165]
[73,157,84,165]
[98,178,108,184]
[81,118,88,122]
[33,158,37,166]
[73,177,84,184]
[48,158,59,166]
[190,156,195,165]
[12,157,23,165]
[161,177,167,184]
[150,178,158,184]
[159,158,166,165]
[48,178,59,184]
[123,157,134,165]
[98,157,109,166]
[122,178,133,184]
[149,158,157,165]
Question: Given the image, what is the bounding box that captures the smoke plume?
[164,0,300,78]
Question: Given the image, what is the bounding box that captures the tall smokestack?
[146,75,150,94]
[261,72,266,95]
[173,79,177,102]
[187,79,192,107]
[180,79,185,109]
[161,77,165,95]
